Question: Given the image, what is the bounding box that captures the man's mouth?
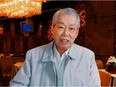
[61,39,69,43]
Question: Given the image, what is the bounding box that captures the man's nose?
[63,28,69,35]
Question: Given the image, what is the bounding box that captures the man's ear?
[75,29,79,39]
[51,25,54,35]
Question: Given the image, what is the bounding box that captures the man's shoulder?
[28,44,46,52]
[27,41,53,54]
[69,43,94,60]
[73,43,94,54]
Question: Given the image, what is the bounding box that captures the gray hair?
[52,7,80,29]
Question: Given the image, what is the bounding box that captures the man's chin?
[61,45,70,50]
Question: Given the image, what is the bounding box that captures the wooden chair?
[99,69,111,86]
[96,60,104,69]
[0,56,13,86]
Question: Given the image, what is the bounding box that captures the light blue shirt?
[53,45,69,86]
[10,41,101,87]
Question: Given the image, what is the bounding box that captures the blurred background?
[0,0,116,86]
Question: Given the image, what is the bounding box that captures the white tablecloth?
[11,62,24,79]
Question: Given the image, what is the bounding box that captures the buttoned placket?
[56,55,70,87]
[53,44,70,87]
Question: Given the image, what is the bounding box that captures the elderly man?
[10,7,101,87]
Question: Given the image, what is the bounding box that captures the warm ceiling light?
[0,0,42,18]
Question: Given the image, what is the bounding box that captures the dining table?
[11,62,24,79]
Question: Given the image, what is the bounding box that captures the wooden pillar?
[0,21,3,53]
[3,20,10,54]
[23,35,28,54]
[10,19,15,53]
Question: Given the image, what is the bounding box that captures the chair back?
[99,69,111,86]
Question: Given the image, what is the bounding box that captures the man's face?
[52,14,79,52]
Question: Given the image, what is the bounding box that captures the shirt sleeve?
[9,50,32,86]
[88,52,101,87]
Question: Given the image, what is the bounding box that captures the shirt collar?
[68,43,82,60]
[42,41,81,62]
[53,44,70,58]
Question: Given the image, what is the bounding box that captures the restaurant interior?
[0,0,116,86]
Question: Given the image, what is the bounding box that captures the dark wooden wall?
[0,18,50,54]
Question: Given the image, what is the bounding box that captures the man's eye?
[59,26,65,29]
[69,28,75,30]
